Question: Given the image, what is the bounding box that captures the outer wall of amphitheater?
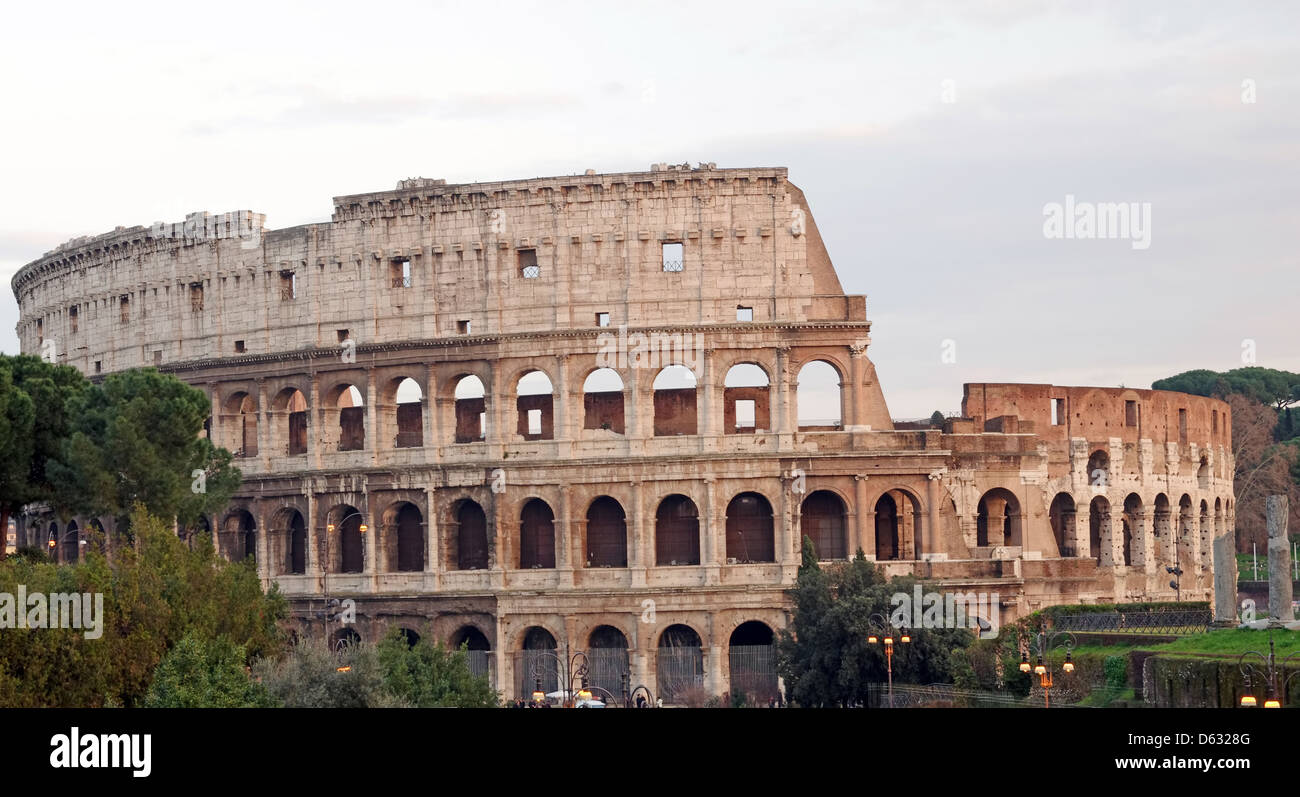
[11,164,1234,702]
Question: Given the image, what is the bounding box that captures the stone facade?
[11,163,1234,701]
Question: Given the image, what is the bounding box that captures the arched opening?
[657,625,703,705]
[655,494,700,566]
[1178,494,1194,572]
[585,497,627,568]
[583,368,624,434]
[451,499,489,570]
[87,518,107,555]
[222,392,259,458]
[1122,493,1142,566]
[331,627,361,651]
[273,508,307,575]
[222,510,257,562]
[327,504,365,574]
[876,490,923,560]
[393,377,424,448]
[588,625,630,702]
[728,621,777,703]
[976,488,1022,548]
[1048,493,1076,557]
[398,628,421,648]
[724,363,770,434]
[725,492,775,563]
[1087,450,1110,488]
[272,387,308,456]
[452,625,493,684]
[519,498,556,569]
[1089,496,1109,564]
[382,502,424,573]
[516,370,554,440]
[63,520,79,564]
[796,360,842,430]
[653,365,697,436]
[1197,455,1210,490]
[329,384,366,451]
[454,375,486,443]
[1153,493,1172,565]
[801,490,847,560]
[518,627,558,699]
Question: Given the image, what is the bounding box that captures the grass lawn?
[1062,628,1300,658]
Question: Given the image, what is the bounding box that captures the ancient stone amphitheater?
[11,163,1234,702]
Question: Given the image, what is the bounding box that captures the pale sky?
[2,0,1296,419]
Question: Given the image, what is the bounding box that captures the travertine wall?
[12,165,1233,702]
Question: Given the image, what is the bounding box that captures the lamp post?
[866,613,911,708]
[47,528,86,564]
[528,646,621,707]
[620,672,656,709]
[1238,629,1300,708]
[322,511,368,644]
[1019,627,1076,708]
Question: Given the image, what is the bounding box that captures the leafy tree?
[145,632,277,707]
[777,537,973,707]
[929,410,946,428]
[0,506,286,707]
[376,626,498,707]
[0,355,88,556]
[254,639,408,708]
[1153,367,1300,411]
[48,368,241,531]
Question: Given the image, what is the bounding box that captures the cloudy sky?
[1,0,1296,419]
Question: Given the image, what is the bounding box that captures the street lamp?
[867,613,911,707]
[1019,627,1076,708]
[321,511,368,640]
[1238,628,1300,708]
[621,672,656,709]
[528,647,622,707]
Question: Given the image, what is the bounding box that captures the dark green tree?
[929,410,946,428]
[0,355,88,555]
[777,537,973,707]
[145,632,277,707]
[376,625,498,707]
[1153,367,1300,411]
[48,368,241,530]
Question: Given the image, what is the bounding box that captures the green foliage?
[375,626,498,707]
[47,368,242,528]
[0,355,89,538]
[929,410,946,428]
[1153,366,1300,410]
[255,639,403,708]
[145,632,277,707]
[777,541,973,707]
[255,630,498,708]
[0,506,286,707]
[1103,654,1127,690]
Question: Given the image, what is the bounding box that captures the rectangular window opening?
[1052,398,1065,426]
[281,271,297,300]
[1125,400,1139,428]
[391,258,411,288]
[119,296,130,324]
[189,283,204,313]
[518,249,539,278]
[662,242,684,272]
[1178,408,1188,443]
[235,340,246,353]
[337,329,349,343]
[596,312,610,327]
[735,399,756,430]
[69,306,78,333]
[458,320,471,335]
[736,306,753,322]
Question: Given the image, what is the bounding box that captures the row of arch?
[328,619,779,704]
[1046,490,1231,565]
[213,359,847,457]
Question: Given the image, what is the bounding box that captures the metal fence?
[1050,609,1211,635]
[867,683,1079,709]
[586,649,629,702]
[514,650,561,699]
[728,645,779,703]
[465,650,496,689]
[657,646,704,703]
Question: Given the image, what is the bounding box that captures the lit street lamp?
[1238,629,1299,708]
[867,613,911,707]
[1019,627,1076,708]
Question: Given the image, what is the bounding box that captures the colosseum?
[10,163,1234,702]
